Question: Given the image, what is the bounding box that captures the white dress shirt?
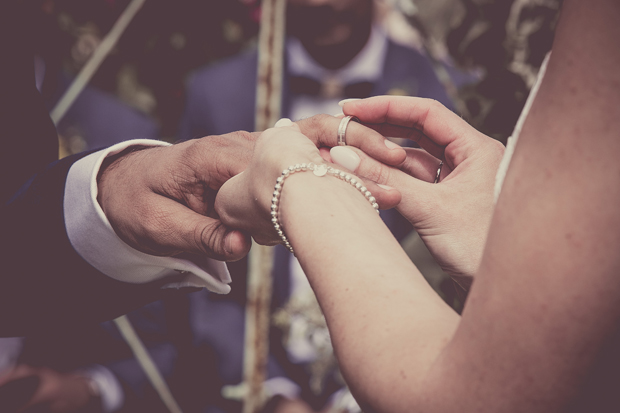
[63,139,232,293]
[287,26,388,121]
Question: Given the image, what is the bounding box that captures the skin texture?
[339,96,504,286]
[97,114,405,261]
[216,0,620,411]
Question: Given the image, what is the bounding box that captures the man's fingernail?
[378,184,395,190]
[224,231,238,255]
[274,118,294,128]
[338,98,361,108]
[384,139,400,150]
[330,146,360,171]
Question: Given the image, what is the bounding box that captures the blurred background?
[29,0,560,152]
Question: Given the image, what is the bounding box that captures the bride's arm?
[279,168,460,410]
[218,1,620,411]
[293,0,620,411]
[216,121,459,411]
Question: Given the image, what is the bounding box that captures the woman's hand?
[338,96,504,287]
[215,119,401,246]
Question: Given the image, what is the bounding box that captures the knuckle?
[484,138,506,163]
[428,99,444,111]
[197,220,225,256]
[364,161,391,185]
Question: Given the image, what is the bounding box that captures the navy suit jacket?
[0,1,170,337]
[179,40,453,138]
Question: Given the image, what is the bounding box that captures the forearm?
[279,171,459,411]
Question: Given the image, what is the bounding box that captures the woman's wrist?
[271,162,379,254]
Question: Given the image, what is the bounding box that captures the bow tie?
[289,75,375,99]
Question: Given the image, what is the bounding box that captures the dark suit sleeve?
[0,1,167,337]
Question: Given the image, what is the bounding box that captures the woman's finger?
[399,148,453,183]
[296,114,407,166]
[341,96,486,161]
[362,123,444,159]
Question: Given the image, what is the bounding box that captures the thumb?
[194,218,252,262]
[139,196,252,261]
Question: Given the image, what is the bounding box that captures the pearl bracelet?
[271,162,380,255]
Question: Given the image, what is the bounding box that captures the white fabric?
[494,53,551,202]
[64,139,232,293]
[263,376,301,400]
[79,365,125,413]
[0,337,24,373]
[287,26,388,120]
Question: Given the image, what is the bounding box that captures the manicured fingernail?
[338,98,361,108]
[378,184,394,190]
[384,139,400,149]
[330,146,360,171]
[274,118,294,128]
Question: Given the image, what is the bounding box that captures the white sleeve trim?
[78,365,125,413]
[64,139,231,294]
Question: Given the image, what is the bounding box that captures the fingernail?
[274,118,294,128]
[330,146,360,171]
[338,98,361,108]
[384,139,400,150]
[224,231,239,255]
[378,184,395,190]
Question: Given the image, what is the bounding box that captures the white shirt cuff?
[64,139,232,294]
[78,365,125,413]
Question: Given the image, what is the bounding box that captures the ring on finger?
[434,161,443,184]
[337,115,359,146]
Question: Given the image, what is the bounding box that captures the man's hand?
[339,97,505,287]
[97,115,405,262]
[0,365,98,413]
[97,131,257,262]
